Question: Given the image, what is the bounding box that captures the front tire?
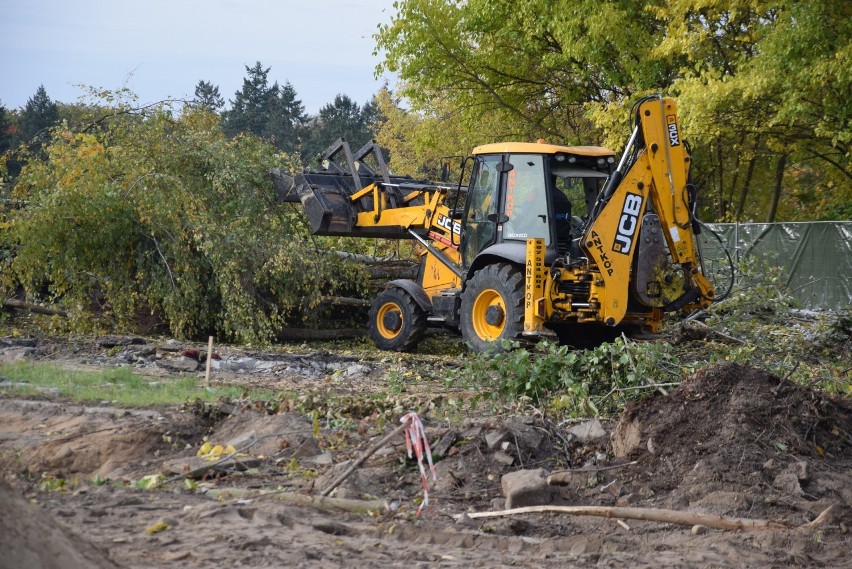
[368,288,427,351]
[460,263,524,353]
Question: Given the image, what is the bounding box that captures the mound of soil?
[612,363,852,523]
[0,479,118,569]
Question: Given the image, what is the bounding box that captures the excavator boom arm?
[581,96,715,325]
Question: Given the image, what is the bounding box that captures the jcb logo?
[612,193,643,255]
[436,214,461,235]
[666,115,680,147]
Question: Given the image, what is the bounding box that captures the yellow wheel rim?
[471,288,505,341]
[375,302,403,340]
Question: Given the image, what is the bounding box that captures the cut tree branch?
[456,504,838,532]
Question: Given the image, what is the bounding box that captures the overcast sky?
[0,0,398,114]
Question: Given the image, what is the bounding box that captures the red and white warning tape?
[401,412,436,514]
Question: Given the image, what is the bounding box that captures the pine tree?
[192,80,224,113]
[223,63,305,155]
[265,81,306,154]
[19,85,59,143]
[224,62,277,137]
[0,103,12,156]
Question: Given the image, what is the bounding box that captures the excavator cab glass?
[502,155,550,245]
[461,155,501,266]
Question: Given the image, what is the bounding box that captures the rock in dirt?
[431,429,458,458]
[501,468,553,509]
[0,346,36,363]
[567,419,607,443]
[0,479,119,569]
[485,430,509,450]
[317,461,381,500]
[773,469,804,496]
[158,356,199,372]
[492,450,515,466]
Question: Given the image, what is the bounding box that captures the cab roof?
[471,142,615,157]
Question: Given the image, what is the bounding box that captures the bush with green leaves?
[452,337,680,417]
[5,96,369,343]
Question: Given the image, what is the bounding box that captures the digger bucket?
[271,168,359,235]
[270,139,435,239]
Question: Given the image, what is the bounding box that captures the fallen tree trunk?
[455,504,838,532]
[318,296,372,308]
[334,251,410,265]
[2,299,67,317]
[367,265,418,280]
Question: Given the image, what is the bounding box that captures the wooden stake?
[204,336,214,387]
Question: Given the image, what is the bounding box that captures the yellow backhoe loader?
[271,96,716,352]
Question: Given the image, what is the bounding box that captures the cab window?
[502,155,549,245]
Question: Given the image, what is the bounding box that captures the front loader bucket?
[270,168,301,203]
[270,139,438,239]
[271,168,358,234]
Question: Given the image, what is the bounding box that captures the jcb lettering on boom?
[436,213,461,235]
[613,193,643,255]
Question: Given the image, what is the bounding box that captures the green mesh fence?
[698,221,852,310]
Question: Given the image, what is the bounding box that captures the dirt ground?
[1,336,850,568]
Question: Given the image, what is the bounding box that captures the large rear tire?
[368,288,427,352]
[460,263,524,353]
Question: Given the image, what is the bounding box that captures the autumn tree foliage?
[375,0,851,221]
[4,97,368,342]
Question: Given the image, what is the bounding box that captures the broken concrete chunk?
[0,347,36,364]
[794,460,809,482]
[158,356,199,372]
[501,468,552,509]
[301,453,333,466]
[492,451,515,466]
[611,417,641,458]
[567,419,607,443]
[485,430,509,450]
[431,430,458,459]
[343,364,371,378]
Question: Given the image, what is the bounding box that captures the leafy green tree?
[193,80,225,113]
[376,0,850,222]
[18,85,60,144]
[300,94,378,165]
[7,96,368,342]
[653,0,851,221]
